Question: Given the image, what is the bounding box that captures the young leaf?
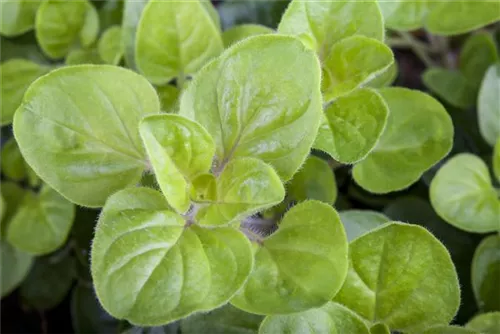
[0,59,50,125]
[339,210,389,242]
[14,65,160,207]
[426,1,500,36]
[459,32,498,89]
[135,0,223,85]
[278,0,384,52]
[196,157,284,226]
[353,88,453,194]
[378,1,428,31]
[321,36,393,101]
[121,0,148,70]
[466,312,500,334]
[422,68,476,109]
[98,25,123,65]
[0,0,41,36]
[65,48,103,65]
[6,184,75,255]
[430,154,500,233]
[35,0,99,59]
[472,235,500,312]
[334,223,460,333]
[287,155,337,205]
[139,114,215,213]
[478,63,500,146]
[157,84,180,113]
[0,240,33,298]
[181,304,263,334]
[259,302,370,334]
[222,24,274,48]
[91,187,253,326]
[189,174,217,203]
[180,35,322,181]
[231,201,348,315]
[20,255,76,310]
[319,88,389,163]
[494,138,500,182]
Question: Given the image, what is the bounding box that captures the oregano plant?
[1,0,500,333]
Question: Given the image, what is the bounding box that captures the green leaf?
[98,0,123,31]
[422,68,476,109]
[459,32,498,89]
[320,88,389,163]
[426,1,500,36]
[231,201,348,314]
[180,35,322,181]
[259,302,370,334]
[334,222,460,333]
[478,63,500,146]
[196,157,284,226]
[466,312,500,334]
[14,65,160,207]
[189,173,217,203]
[181,304,263,334]
[0,0,42,36]
[157,84,180,113]
[0,59,49,125]
[322,36,393,101]
[430,154,500,233]
[71,283,119,334]
[98,25,123,65]
[20,255,75,310]
[287,156,337,205]
[494,138,500,182]
[472,235,500,312]
[0,181,27,235]
[6,184,75,255]
[35,0,100,59]
[370,323,390,334]
[378,1,427,31]
[1,137,28,181]
[366,61,398,89]
[135,0,223,85]
[222,24,273,48]
[121,0,147,70]
[338,210,389,242]
[65,48,103,65]
[91,187,253,326]
[278,0,384,53]
[0,240,33,297]
[139,114,215,213]
[421,325,479,334]
[353,88,453,193]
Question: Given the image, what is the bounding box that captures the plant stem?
[398,31,437,68]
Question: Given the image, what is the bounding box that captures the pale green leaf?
[466,312,500,334]
[65,48,103,65]
[278,0,384,53]
[366,61,398,89]
[91,187,253,326]
[378,0,428,31]
[196,157,284,226]
[0,0,42,36]
[494,138,500,182]
[0,59,49,125]
[156,84,180,113]
[231,201,348,314]
[339,210,389,242]
[422,68,476,109]
[287,155,337,204]
[426,1,500,36]
[189,173,217,203]
[20,255,75,310]
[181,304,263,334]
[121,0,148,70]
[201,0,221,31]
[6,184,75,255]
[259,302,370,334]
[472,235,500,312]
[0,239,33,297]
[35,0,99,59]
[222,24,273,48]
[459,32,498,89]
[98,25,123,65]
[430,154,500,233]
[353,88,453,193]
[478,63,500,146]
[135,0,223,85]
[334,222,460,333]
[322,36,393,101]
[14,65,160,207]
[139,114,215,213]
[321,88,389,163]
[180,35,322,181]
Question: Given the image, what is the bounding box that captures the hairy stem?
[399,31,438,68]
